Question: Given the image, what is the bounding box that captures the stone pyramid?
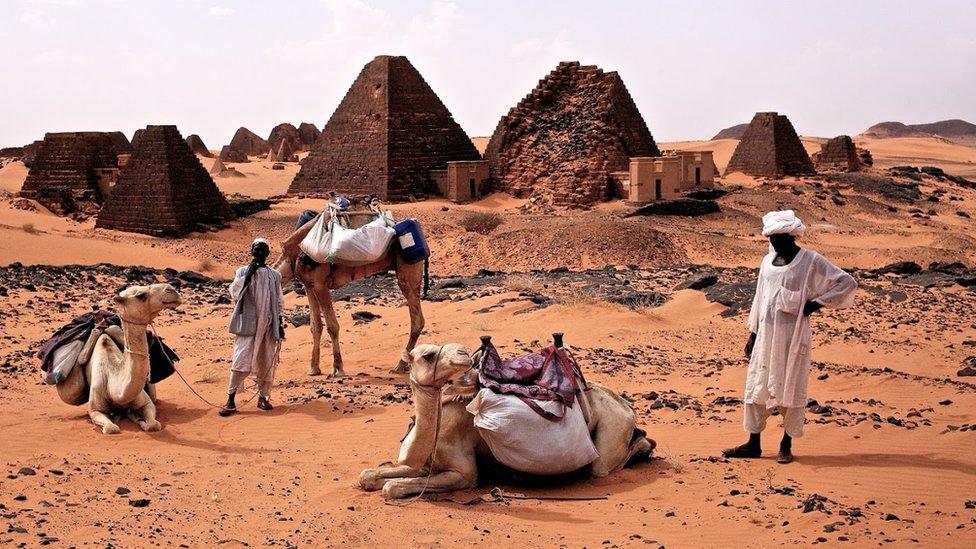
[288,55,481,200]
[20,132,125,203]
[270,139,298,162]
[268,123,302,155]
[812,135,862,171]
[186,134,213,157]
[96,125,233,236]
[209,156,226,174]
[229,127,271,157]
[724,112,815,177]
[485,61,660,207]
[297,122,320,150]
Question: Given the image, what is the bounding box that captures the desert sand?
[1,148,975,547]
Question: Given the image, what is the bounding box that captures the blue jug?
[393,218,430,264]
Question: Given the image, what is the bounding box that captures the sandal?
[257,397,273,411]
[218,406,237,417]
[722,443,761,459]
[777,451,793,464]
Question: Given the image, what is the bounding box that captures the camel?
[57,283,181,434]
[276,210,425,377]
[359,341,656,499]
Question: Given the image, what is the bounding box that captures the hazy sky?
[3,0,975,148]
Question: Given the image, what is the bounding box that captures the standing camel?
[276,210,425,377]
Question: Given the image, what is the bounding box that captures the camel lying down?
[360,343,655,499]
[57,284,181,434]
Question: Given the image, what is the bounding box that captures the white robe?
[745,249,857,409]
[229,266,284,384]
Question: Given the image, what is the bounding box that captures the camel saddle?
[478,343,585,421]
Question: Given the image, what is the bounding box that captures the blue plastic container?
[394,218,430,264]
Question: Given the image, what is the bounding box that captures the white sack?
[466,388,599,475]
[46,339,84,385]
[299,214,395,266]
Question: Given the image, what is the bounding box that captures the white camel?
[360,342,655,499]
[56,283,181,434]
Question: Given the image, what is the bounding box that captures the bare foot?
[722,443,761,459]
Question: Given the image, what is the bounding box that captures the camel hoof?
[102,424,121,435]
[381,481,410,500]
[327,370,347,379]
[358,470,385,492]
[308,369,323,377]
[141,420,163,432]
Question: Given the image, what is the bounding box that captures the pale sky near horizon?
[3,0,975,149]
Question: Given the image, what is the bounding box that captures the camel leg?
[588,400,644,478]
[125,391,162,432]
[317,287,345,377]
[381,470,472,499]
[145,381,157,404]
[306,286,324,376]
[359,465,423,492]
[392,262,425,374]
[88,396,121,435]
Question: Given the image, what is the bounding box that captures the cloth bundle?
[299,212,396,266]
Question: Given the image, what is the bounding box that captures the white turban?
[252,237,269,246]
[761,210,805,237]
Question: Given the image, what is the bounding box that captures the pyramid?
[297,122,320,150]
[186,134,213,157]
[96,125,233,236]
[269,139,298,162]
[228,127,271,157]
[131,128,145,149]
[485,61,659,207]
[268,123,302,155]
[107,131,133,154]
[210,157,245,178]
[812,135,862,172]
[209,157,226,174]
[20,132,125,203]
[219,145,248,163]
[288,55,482,200]
[724,112,815,177]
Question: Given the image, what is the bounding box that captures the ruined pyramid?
[288,55,481,200]
[96,125,233,236]
[812,135,862,172]
[186,134,213,157]
[724,112,815,177]
[20,132,126,204]
[485,61,660,207]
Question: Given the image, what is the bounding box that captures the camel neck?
[399,382,441,470]
[111,319,151,403]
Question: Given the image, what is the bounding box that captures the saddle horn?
[552,332,564,348]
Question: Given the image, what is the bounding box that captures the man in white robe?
[723,210,857,463]
[220,238,285,416]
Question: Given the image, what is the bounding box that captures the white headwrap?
[761,210,806,237]
[252,237,269,246]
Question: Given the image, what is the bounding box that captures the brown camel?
[276,210,426,377]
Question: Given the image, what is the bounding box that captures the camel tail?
[422,257,430,299]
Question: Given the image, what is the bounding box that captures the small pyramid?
[186,134,214,158]
[270,139,297,162]
[297,122,320,150]
[724,112,815,177]
[288,55,482,200]
[219,145,248,163]
[268,123,302,155]
[813,135,862,172]
[96,125,234,236]
[131,128,145,150]
[485,61,659,206]
[20,132,125,203]
[209,156,226,174]
[229,127,271,156]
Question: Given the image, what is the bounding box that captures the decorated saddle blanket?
[478,343,584,421]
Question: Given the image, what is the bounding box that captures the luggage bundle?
[466,336,599,475]
[299,197,430,266]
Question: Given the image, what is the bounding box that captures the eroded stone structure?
[268,123,302,156]
[219,145,248,163]
[813,135,862,172]
[297,122,320,150]
[186,134,213,157]
[288,55,481,200]
[724,112,815,177]
[485,61,659,207]
[20,132,127,211]
[228,127,271,157]
[96,125,233,236]
[628,157,682,202]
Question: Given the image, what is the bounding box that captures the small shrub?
[197,258,213,272]
[22,223,37,234]
[459,211,503,235]
[557,285,602,306]
[504,274,545,294]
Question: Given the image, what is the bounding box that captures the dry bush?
[557,285,603,306]
[197,258,214,272]
[195,366,223,384]
[459,211,503,235]
[21,223,37,234]
[504,274,545,294]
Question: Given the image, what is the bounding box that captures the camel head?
[401,343,473,388]
[113,283,181,325]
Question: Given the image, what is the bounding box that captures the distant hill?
[861,119,976,143]
[711,123,749,140]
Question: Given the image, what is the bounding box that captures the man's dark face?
[768,233,796,255]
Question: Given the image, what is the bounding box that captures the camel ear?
[401,349,413,366]
[113,295,126,304]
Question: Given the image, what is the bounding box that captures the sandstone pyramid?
[20,132,125,203]
[107,131,133,154]
[288,55,481,200]
[485,61,659,207]
[186,134,213,157]
[812,135,862,172]
[219,145,248,163]
[229,127,271,157]
[724,112,815,177]
[131,128,145,149]
[269,139,298,163]
[209,157,226,174]
[297,122,320,150]
[268,123,302,155]
[96,125,233,236]
[210,157,245,178]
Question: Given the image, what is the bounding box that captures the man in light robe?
[219,238,285,416]
[723,210,857,463]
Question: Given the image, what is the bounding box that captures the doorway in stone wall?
[655,179,662,200]
[469,178,476,199]
[695,167,701,186]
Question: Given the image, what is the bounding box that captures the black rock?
[17,467,36,476]
[128,498,150,507]
[351,311,381,323]
[877,261,922,275]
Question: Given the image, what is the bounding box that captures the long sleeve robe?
[745,249,857,409]
[229,266,284,384]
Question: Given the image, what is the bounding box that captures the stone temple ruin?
[19,132,129,214]
[288,55,482,201]
[724,112,815,177]
[485,61,660,207]
[812,135,866,172]
[96,125,233,236]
